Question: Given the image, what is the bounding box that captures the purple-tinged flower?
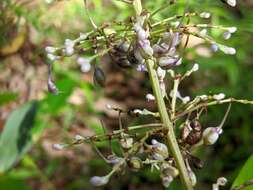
[90,176,109,187]
[223,31,231,40]
[211,43,219,52]
[47,77,59,95]
[171,32,181,47]
[203,127,223,145]
[136,64,147,72]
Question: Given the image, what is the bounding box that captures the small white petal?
[227,27,237,33]
[90,176,109,187]
[52,143,65,150]
[200,12,211,18]
[45,46,57,54]
[182,96,191,104]
[157,67,166,80]
[146,94,155,101]
[81,63,91,73]
[213,93,225,100]
[192,63,199,72]
[223,31,231,40]
[226,0,236,7]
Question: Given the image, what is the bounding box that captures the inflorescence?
[46,0,253,189]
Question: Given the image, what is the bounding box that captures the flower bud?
[65,47,74,56]
[128,157,143,171]
[190,155,204,169]
[192,63,199,72]
[47,54,60,62]
[52,143,65,150]
[90,175,109,187]
[151,139,169,160]
[45,46,57,54]
[226,0,236,7]
[219,45,236,55]
[203,127,223,145]
[146,93,155,101]
[211,43,219,52]
[213,93,225,100]
[223,31,231,40]
[200,12,211,18]
[217,177,227,186]
[160,163,179,177]
[107,155,122,165]
[120,137,133,149]
[227,27,237,33]
[81,63,91,73]
[171,32,181,47]
[47,77,59,95]
[136,64,147,72]
[189,170,197,186]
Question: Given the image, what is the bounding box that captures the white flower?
[79,33,87,40]
[203,127,223,145]
[192,63,199,72]
[159,57,182,67]
[146,93,155,101]
[219,45,236,55]
[223,31,231,40]
[81,63,91,73]
[200,12,211,18]
[211,43,219,52]
[52,143,65,150]
[226,0,236,7]
[182,96,191,104]
[64,39,75,47]
[213,177,228,190]
[64,39,75,56]
[217,177,227,186]
[189,170,197,186]
[151,139,169,160]
[90,176,109,187]
[170,90,191,104]
[227,27,237,33]
[45,46,57,54]
[213,93,225,100]
[157,67,166,80]
[47,54,60,61]
[199,95,208,101]
[136,64,147,72]
[120,137,133,149]
[65,47,74,56]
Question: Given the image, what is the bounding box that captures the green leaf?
[0,92,18,106]
[232,155,253,190]
[0,101,38,173]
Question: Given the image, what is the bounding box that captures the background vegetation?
[0,0,253,189]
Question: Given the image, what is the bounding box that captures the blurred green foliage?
[0,0,253,189]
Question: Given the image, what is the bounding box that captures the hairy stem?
[146,59,193,190]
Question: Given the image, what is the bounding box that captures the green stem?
[146,59,193,190]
